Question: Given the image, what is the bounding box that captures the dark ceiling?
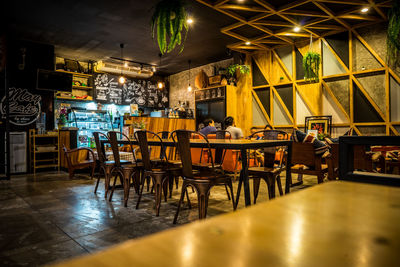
[5,0,238,75]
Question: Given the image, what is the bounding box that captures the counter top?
[51,181,400,267]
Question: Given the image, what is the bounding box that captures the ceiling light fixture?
[245,41,251,45]
[187,59,192,92]
[124,62,128,67]
[152,66,156,72]
[187,17,193,24]
[361,7,369,13]
[294,26,301,32]
[157,54,164,90]
[119,43,125,84]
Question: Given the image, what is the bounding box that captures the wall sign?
[0,87,42,126]
[94,73,168,107]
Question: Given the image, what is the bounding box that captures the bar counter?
[51,181,400,267]
[125,116,195,133]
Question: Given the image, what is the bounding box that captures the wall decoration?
[303,51,320,82]
[151,0,188,54]
[94,73,168,107]
[0,87,42,126]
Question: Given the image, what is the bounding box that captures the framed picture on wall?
[305,116,332,136]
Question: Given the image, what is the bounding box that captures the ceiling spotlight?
[119,76,126,84]
[361,7,369,13]
[187,18,193,24]
[245,41,251,45]
[293,26,301,32]
[238,0,245,2]
[152,66,157,72]
[187,85,192,92]
[124,62,128,67]
[157,81,164,89]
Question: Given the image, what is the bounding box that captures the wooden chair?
[247,130,288,204]
[172,130,235,224]
[290,142,328,184]
[107,131,143,207]
[93,132,130,198]
[63,146,96,180]
[135,130,182,216]
[326,143,339,180]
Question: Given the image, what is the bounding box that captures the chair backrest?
[291,142,316,167]
[108,131,123,167]
[62,145,73,168]
[108,130,138,165]
[172,130,213,178]
[330,143,339,168]
[157,131,170,139]
[135,130,167,171]
[93,132,108,163]
[214,130,231,165]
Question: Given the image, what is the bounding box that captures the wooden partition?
[126,117,195,134]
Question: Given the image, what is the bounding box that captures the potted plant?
[303,51,320,82]
[57,107,68,129]
[151,0,189,54]
[387,0,400,67]
[132,121,146,133]
[226,64,250,85]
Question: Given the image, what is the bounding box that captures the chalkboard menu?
[94,73,168,107]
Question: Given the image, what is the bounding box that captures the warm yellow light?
[157,82,164,89]
[124,62,128,67]
[152,66,157,72]
[119,76,126,84]
[245,41,251,45]
[361,7,369,13]
[187,85,192,92]
[293,26,300,32]
[187,18,193,24]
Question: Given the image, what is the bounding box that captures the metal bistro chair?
[107,131,143,207]
[172,130,236,224]
[246,130,289,205]
[93,132,131,198]
[135,130,182,216]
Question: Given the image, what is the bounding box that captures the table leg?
[237,148,250,207]
[285,142,292,194]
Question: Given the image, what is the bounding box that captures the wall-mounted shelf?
[73,85,93,90]
[56,70,92,77]
[56,97,93,102]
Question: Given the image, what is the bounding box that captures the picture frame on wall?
[305,116,332,136]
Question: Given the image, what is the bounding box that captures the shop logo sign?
[0,87,42,126]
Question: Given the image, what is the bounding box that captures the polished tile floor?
[0,171,319,266]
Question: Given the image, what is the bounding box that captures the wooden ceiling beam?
[277,0,312,12]
[221,30,248,42]
[367,0,388,20]
[337,14,381,20]
[221,22,245,32]
[276,31,311,37]
[312,0,351,30]
[306,24,345,30]
[214,0,230,7]
[376,1,393,8]
[219,4,269,12]
[254,21,293,27]
[315,0,369,5]
[281,9,331,17]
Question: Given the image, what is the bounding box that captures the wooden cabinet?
[29,130,60,174]
[55,70,94,101]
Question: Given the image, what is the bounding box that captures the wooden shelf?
[34,150,59,154]
[196,97,225,103]
[72,85,93,90]
[56,70,92,77]
[56,97,93,102]
[34,164,59,169]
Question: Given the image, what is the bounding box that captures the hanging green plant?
[387,0,400,67]
[227,64,250,77]
[151,0,189,55]
[303,51,320,82]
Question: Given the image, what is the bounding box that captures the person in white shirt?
[224,116,243,139]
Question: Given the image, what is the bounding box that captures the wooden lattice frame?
[196,0,391,52]
[197,0,397,136]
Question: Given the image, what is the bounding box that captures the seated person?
[200,118,217,136]
[224,116,243,139]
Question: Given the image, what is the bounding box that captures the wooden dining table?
[51,181,400,267]
[100,138,293,206]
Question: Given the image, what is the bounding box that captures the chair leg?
[162,177,169,202]
[68,169,74,180]
[152,173,166,216]
[175,176,179,189]
[90,163,95,180]
[104,168,111,198]
[224,184,231,200]
[169,176,174,198]
[146,176,151,192]
[317,174,324,184]
[173,181,188,224]
[136,174,147,210]
[94,166,103,194]
[185,187,192,209]
[268,175,276,199]
[253,178,261,204]
[227,179,236,211]
[196,184,211,220]
[276,175,283,196]
[108,173,119,202]
[234,179,242,210]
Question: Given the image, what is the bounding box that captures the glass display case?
[67,109,113,147]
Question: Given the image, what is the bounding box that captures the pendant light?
[187,60,192,92]
[118,43,126,84]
